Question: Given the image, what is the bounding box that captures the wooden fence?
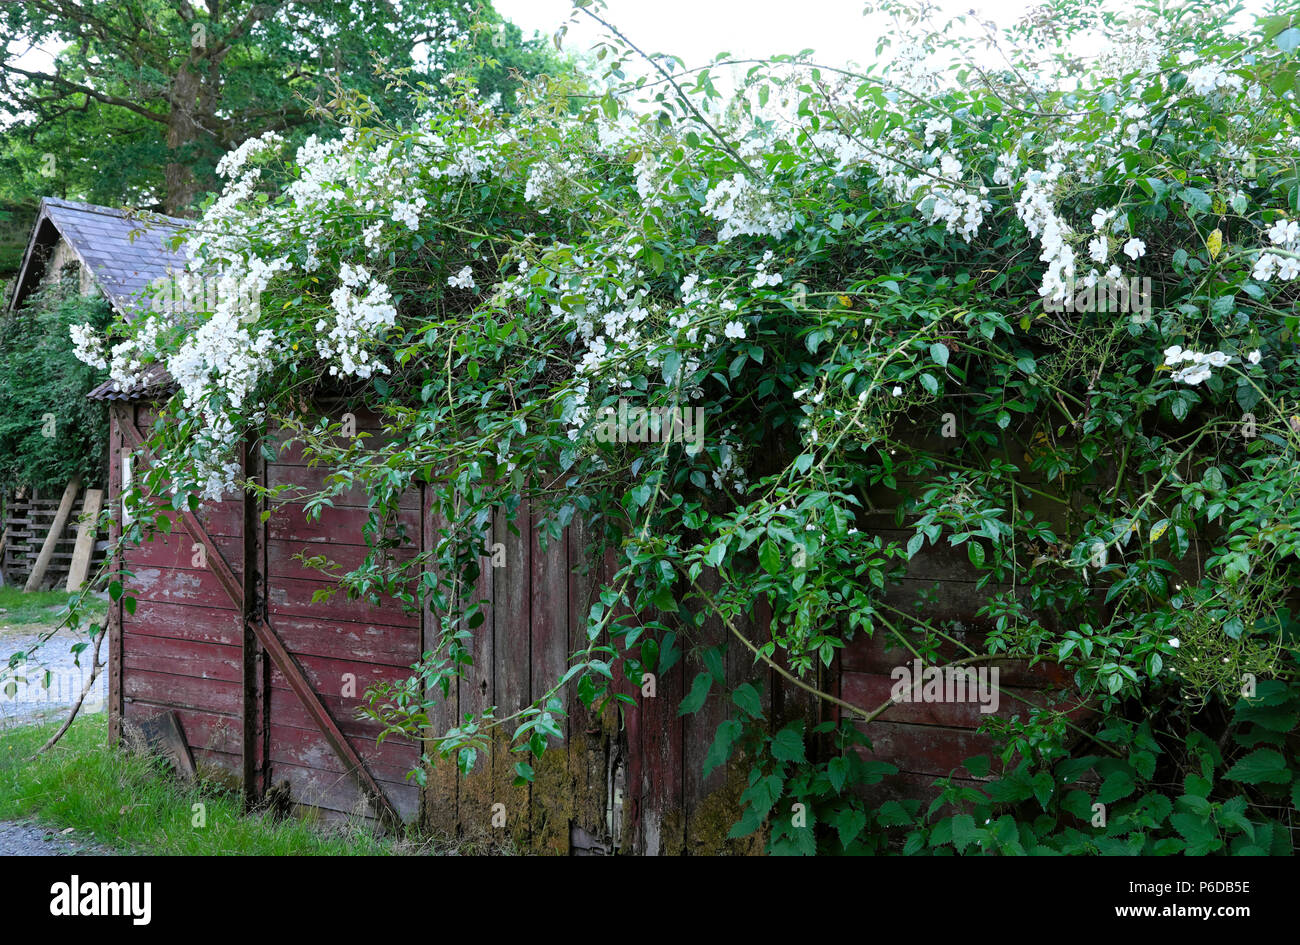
[2,488,107,588]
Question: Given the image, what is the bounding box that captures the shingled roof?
[5,197,190,318]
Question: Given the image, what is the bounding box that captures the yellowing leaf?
[1150,520,1169,542]
[1207,228,1223,260]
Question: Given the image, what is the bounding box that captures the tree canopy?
[0,1,569,214]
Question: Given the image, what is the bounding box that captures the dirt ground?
[0,819,116,856]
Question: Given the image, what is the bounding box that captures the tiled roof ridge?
[39,196,193,231]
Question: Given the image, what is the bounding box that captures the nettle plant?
[72,0,1300,853]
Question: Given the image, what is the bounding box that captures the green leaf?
[919,372,939,395]
[759,538,781,575]
[1098,769,1136,804]
[827,755,850,792]
[967,541,985,568]
[929,342,949,368]
[661,349,682,384]
[1180,187,1212,214]
[834,807,867,850]
[950,813,981,852]
[678,672,712,716]
[732,682,763,719]
[703,719,743,777]
[1170,812,1220,855]
[877,800,913,827]
[770,724,806,763]
[1225,748,1292,785]
[704,646,725,686]
[1031,771,1054,810]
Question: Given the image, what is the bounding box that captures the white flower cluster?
[391,195,427,231]
[711,432,750,493]
[167,308,277,499]
[447,265,475,289]
[912,154,991,243]
[69,322,107,370]
[214,131,284,180]
[809,123,990,243]
[923,116,952,147]
[1015,163,1075,302]
[700,172,794,242]
[751,250,783,288]
[318,263,398,378]
[524,157,581,213]
[1252,218,1300,282]
[1163,345,1232,385]
[1187,62,1243,97]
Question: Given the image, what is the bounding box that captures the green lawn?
[0,587,106,627]
[0,715,439,855]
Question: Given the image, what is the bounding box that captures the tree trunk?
[164,65,203,216]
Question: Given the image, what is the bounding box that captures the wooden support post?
[25,476,81,592]
[107,410,125,746]
[241,434,268,810]
[64,488,104,591]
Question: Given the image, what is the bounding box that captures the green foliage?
[886,679,1300,855]
[0,280,109,491]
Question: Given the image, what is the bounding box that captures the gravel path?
[0,820,117,856]
[0,624,106,726]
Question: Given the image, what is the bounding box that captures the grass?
[0,714,442,855]
[0,587,107,628]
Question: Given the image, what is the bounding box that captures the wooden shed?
[2,198,189,588]
[93,406,1080,852]
[14,199,1086,853]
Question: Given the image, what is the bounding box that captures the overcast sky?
[495,0,1042,70]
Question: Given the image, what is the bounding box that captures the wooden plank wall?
[419,503,783,855]
[838,438,1091,806]
[114,403,425,821]
[262,410,422,822]
[117,403,245,775]
[111,406,1105,851]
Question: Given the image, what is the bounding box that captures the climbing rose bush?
[77,0,1300,853]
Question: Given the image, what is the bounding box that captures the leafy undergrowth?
[0,714,478,855]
